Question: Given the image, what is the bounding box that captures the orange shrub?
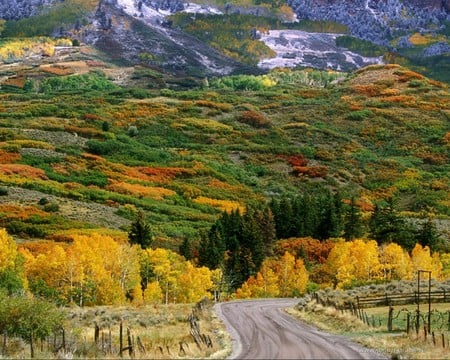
[0,204,48,221]
[2,76,26,88]
[238,110,270,128]
[274,237,335,264]
[106,181,175,200]
[0,164,47,179]
[394,70,424,82]
[0,150,21,164]
[293,165,328,178]
[125,166,193,183]
[380,95,416,105]
[195,100,232,111]
[443,132,450,145]
[280,154,309,167]
[351,84,382,97]
[40,65,74,76]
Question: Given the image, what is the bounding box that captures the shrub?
[238,110,271,128]
[347,109,373,121]
[0,186,8,196]
[43,202,59,212]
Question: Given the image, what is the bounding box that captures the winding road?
[215,299,386,359]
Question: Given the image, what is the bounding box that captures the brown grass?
[288,300,450,359]
[4,301,228,359]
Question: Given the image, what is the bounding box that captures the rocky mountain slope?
[287,0,449,46]
[0,0,56,20]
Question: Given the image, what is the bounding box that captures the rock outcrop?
[287,0,449,45]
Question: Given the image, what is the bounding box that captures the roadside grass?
[4,302,228,359]
[287,301,450,359]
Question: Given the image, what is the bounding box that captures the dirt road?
[215,299,386,359]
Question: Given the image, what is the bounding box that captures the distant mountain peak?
[287,0,449,45]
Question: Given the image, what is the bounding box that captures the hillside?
[0,58,448,246]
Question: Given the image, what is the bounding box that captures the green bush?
[347,109,373,121]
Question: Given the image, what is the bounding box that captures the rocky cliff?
[0,0,57,20]
[287,0,449,45]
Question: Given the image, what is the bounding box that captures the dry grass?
[288,300,450,359]
[4,302,228,359]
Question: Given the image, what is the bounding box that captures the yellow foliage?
[171,117,233,132]
[143,281,163,304]
[410,244,442,279]
[326,239,382,288]
[236,252,308,299]
[193,196,245,213]
[379,243,412,280]
[106,181,176,200]
[0,228,18,270]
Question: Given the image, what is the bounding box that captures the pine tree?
[128,210,152,249]
[416,217,441,252]
[343,196,364,240]
[369,198,415,250]
[179,237,194,261]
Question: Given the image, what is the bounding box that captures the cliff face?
[287,0,449,45]
[0,0,57,20]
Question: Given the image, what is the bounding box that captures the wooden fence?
[313,290,450,310]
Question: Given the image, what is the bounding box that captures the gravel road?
[215,299,386,359]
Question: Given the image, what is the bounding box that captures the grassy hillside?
[0,57,448,247]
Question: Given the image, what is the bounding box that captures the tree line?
[194,188,444,291]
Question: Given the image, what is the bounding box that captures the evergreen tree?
[255,206,276,256]
[416,217,441,252]
[369,198,415,251]
[179,237,194,261]
[343,196,364,240]
[198,224,226,269]
[128,210,152,249]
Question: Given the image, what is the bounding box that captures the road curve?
[215,299,385,359]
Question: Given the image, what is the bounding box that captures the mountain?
[1,0,449,79]
[287,0,449,46]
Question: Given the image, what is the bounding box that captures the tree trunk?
[30,333,34,358]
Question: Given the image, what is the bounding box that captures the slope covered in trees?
[0,61,448,307]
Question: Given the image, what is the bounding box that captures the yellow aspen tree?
[379,243,412,280]
[0,228,17,270]
[325,240,353,288]
[0,228,26,292]
[146,248,182,304]
[411,244,442,279]
[24,243,68,298]
[258,261,280,298]
[130,283,144,306]
[350,239,381,282]
[235,279,253,299]
[211,268,224,302]
[440,253,450,279]
[276,252,308,297]
[143,281,163,304]
[176,261,213,303]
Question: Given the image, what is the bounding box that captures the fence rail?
[355,290,450,309]
[314,290,450,310]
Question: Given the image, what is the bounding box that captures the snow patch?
[258,30,383,71]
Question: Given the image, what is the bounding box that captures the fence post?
[416,309,420,335]
[119,321,123,358]
[406,312,410,334]
[442,333,446,348]
[388,306,394,332]
[432,332,436,346]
